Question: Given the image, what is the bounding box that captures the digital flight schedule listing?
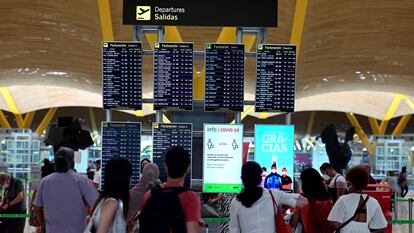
[154,43,193,111]
[152,123,192,186]
[205,44,245,112]
[101,122,141,187]
[102,42,142,110]
[256,45,296,112]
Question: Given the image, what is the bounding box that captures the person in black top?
[280,167,293,191]
[0,172,26,233]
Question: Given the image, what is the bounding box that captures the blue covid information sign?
[255,125,294,191]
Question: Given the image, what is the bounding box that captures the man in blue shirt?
[264,163,282,189]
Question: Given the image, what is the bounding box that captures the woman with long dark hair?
[89,158,132,233]
[294,168,334,233]
[229,161,308,233]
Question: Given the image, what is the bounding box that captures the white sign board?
[203,124,243,193]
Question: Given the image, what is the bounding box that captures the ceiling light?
[355,71,361,74]
[322,78,328,82]
[46,71,68,76]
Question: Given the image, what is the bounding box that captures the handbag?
[28,204,41,227]
[335,195,369,233]
[269,190,293,233]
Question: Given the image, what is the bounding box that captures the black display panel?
[205,44,245,112]
[123,0,278,27]
[101,122,141,187]
[154,43,193,110]
[152,123,192,187]
[102,42,142,110]
[255,44,296,112]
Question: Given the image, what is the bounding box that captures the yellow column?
[0,111,11,128]
[392,115,412,136]
[36,108,58,135]
[22,112,35,129]
[346,113,375,156]
[290,0,309,57]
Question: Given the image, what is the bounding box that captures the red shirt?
[300,199,334,233]
[141,181,201,223]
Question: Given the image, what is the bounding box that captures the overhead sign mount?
[123,0,278,27]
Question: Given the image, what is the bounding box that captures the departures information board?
[152,123,192,186]
[255,45,296,112]
[102,42,142,110]
[101,122,141,187]
[205,44,245,112]
[154,43,193,110]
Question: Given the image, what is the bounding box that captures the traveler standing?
[292,168,333,233]
[128,163,161,219]
[320,163,347,203]
[229,161,308,233]
[139,146,201,233]
[0,172,26,233]
[34,147,99,233]
[29,161,55,232]
[208,193,236,233]
[328,165,387,233]
[93,159,102,189]
[398,166,409,198]
[88,158,132,233]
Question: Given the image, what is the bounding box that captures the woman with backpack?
[398,166,409,198]
[86,158,132,233]
[328,165,387,233]
[229,161,308,233]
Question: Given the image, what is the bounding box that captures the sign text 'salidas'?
[154,7,185,21]
[261,134,288,153]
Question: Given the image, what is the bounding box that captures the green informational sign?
[203,124,243,193]
[203,183,242,193]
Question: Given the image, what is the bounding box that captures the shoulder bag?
[269,190,293,233]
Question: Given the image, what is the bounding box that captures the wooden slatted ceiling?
[0,0,413,119]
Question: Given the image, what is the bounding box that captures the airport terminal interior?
[0,0,414,232]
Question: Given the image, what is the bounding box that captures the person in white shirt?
[320,163,347,203]
[93,159,101,190]
[328,165,387,233]
[230,161,308,233]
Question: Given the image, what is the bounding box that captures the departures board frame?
[153,42,194,111]
[204,43,245,112]
[101,121,142,188]
[152,122,193,188]
[102,41,143,111]
[255,44,297,113]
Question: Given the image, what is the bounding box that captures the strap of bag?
[269,189,278,214]
[338,195,369,231]
[333,174,340,189]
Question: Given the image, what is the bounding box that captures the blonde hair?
[0,172,11,184]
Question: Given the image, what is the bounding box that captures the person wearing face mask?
[0,172,26,233]
[320,163,348,204]
[264,163,282,190]
[281,168,293,191]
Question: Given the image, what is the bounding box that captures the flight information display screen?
[152,123,192,186]
[154,43,193,111]
[256,44,296,112]
[102,42,142,110]
[101,122,141,187]
[205,44,245,112]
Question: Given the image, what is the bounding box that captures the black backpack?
[139,186,188,233]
